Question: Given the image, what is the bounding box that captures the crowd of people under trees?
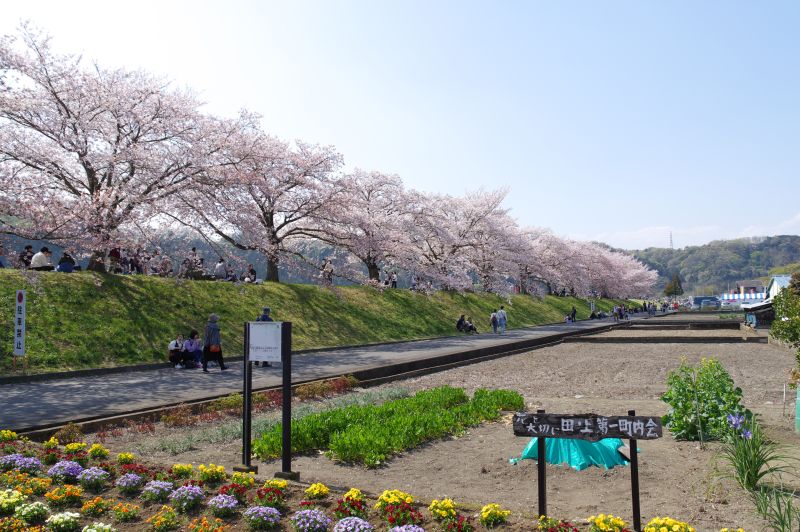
[0,26,658,300]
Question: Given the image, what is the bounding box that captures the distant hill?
[629,235,800,294]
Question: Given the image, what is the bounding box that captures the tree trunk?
[266,256,280,282]
[87,251,106,272]
[367,262,380,281]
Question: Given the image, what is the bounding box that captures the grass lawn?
[0,270,631,374]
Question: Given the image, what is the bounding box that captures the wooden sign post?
[513,410,662,532]
[13,290,26,373]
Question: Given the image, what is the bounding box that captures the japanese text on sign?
[512,412,662,441]
[248,321,282,363]
[13,290,26,357]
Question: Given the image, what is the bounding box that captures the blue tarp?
[510,437,631,471]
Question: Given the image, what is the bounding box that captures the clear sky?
[2,1,798,250]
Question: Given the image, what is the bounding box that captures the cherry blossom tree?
[310,169,411,281]
[403,189,508,290]
[0,25,242,268]
[172,130,343,282]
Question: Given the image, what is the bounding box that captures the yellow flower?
[64,442,87,453]
[344,488,364,501]
[305,482,330,499]
[87,443,110,459]
[0,430,18,442]
[231,471,256,488]
[117,452,135,464]
[42,437,59,450]
[264,478,288,490]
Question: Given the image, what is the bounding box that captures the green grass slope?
[0,270,631,374]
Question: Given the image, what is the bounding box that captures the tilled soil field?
[103,329,798,531]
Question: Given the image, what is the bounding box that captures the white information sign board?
[248,321,282,362]
[14,290,26,357]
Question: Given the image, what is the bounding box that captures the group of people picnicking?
[167,307,275,372]
[167,313,227,372]
[0,244,79,272]
[456,306,509,335]
[0,243,264,283]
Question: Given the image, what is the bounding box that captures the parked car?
[692,296,720,310]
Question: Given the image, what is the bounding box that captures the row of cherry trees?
[0,26,656,297]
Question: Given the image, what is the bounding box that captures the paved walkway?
[2,317,648,432]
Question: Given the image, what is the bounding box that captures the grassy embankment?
[0,270,631,374]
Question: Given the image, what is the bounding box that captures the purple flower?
[14,456,43,474]
[208,494,239,516]
[0,454,42,474]
[77,467,110,489]
[244,505,282,529]
[389,527,426,532]
[141,480,174,502]
[47,460,84,481]
[727,413,745,430]
[169,484,205,511]
[291,509,332,532]
[0,454,23,471]
[334,517,374,532]
[115,473,144,493]
[741,429,753,440]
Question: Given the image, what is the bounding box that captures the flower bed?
[0,427,731,531]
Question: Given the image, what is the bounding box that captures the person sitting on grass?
[30,247,54,271]
[456,314,467,332]
[168,334,185,368]
[56,251,76,273]
[464,316,479,334]
[183,330,203,368]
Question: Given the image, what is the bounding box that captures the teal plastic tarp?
[510,437,631,471]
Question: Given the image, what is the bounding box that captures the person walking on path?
[490,310,499,334]
[202,313,227,373]
[570,306,577,323]
[497,305,508,334]
[254,307,273,368]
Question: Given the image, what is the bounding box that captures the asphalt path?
[1,317,641,432]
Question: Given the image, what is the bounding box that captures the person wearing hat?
[30,247,54,271]
[202,313,227,372]
[254,307,273,367]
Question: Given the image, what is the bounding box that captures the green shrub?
[661,358,749,441]
[252,386,523,467]
[771,285,800,388]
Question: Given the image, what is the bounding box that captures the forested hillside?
[631,235,800,293]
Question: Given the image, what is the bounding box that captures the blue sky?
[2,1,798,249]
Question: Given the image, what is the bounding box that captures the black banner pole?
[275,322,298,480]
[234,322,257,473]
[628,409,641,532]
[537,409,547,517]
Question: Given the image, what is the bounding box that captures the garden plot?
[98,337,798,530]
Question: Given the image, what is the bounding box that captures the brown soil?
[99,330,799,531]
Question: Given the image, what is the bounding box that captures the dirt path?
[102,330,798,531]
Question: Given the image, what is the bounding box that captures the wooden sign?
[513,412,662,441]
[13,290,26,357]
[514,409,659,531]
